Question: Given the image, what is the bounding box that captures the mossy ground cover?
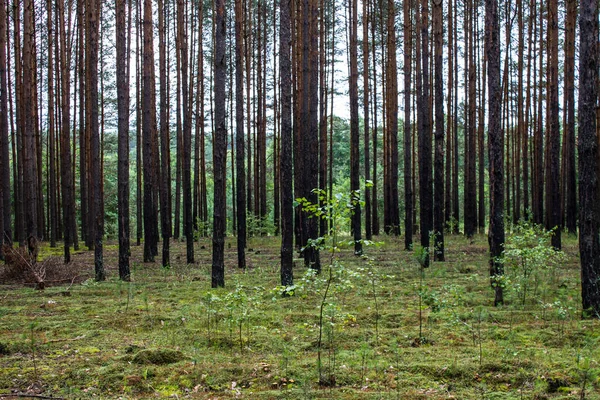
[0,233,599,399]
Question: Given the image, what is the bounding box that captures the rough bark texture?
[158,0,171,268]
[212,0,227,288]
[546,0,561,249]
[116,0,130,280]
[0,0,10,249]
[403,0,413,250]
[178,0,193,264]
[88,0,104,280]
[235,0,246,269]
[279,0,293,287]
[350,0,362,255]
[418,0,432,266]
[385,0,399,237]
[486,0,504,306]
[362,0,371,241]
[433,0,444,261]
[564,0,577,235]
[142,0,159,263]
[578,0,600,317]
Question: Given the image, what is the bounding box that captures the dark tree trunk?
[564,0,577,235]
[418,0,432,266]
[135,0,143,246]
[279,0,293,286]
[362,0,371,241]
[235,0,246,269]
[47,0,57,248]
[433,0,444,261]
[385,0,399,236]
[546,0,561,249]
[578,0,600,317]
[22,0,38,241]
[87,0,104,280]
[158,0,170,268]
[349,0,362,255]
[212,0,227,288]
[0,0,8,251]
[116,0,130,279]
[486,0,504,306]
[403,0,413,250]
[178,0,194,264]
[57,0,74,263]
[444,0,453,233]
[142,0,159,263]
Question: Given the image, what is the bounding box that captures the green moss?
[132,349,186,365]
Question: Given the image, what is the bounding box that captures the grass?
[0,233,599,399]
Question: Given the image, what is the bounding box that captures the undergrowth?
[0,233,598,399]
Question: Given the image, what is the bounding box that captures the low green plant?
[503,222,567,306]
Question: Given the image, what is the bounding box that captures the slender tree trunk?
[564,0,577,235]
[178,0,194,263]
[578,0,600,317]
[158,0,170,267]
[433,0,444,261]
[386,0,399,236]
[87,0,104,280]
[142,0,159,263]
[486,0,504,306]
[235,0,246,269]
[212,0,227,288]
[546,0,561,249]
[47,0,57,248]
[116,0,130,279]
[445,0,453,233]
[418,0,432,266]
[349,0,362,255]
[0,0,9,251]
[403,0,413,250]
[280,0,293,286]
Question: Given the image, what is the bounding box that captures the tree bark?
[433,0,444,261]
[279,0,293,286]
[578,0,600,317]
[212,0,227,288]
[235,0,246,269]
[116,0,130,279]
[486,0,504,306]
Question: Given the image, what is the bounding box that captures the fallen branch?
[1,394,65,400]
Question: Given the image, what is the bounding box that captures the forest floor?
[0,232,599,399]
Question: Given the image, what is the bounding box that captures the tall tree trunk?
[116,0,130,279]
[0,0,8,251]
[486,0,504,306]
[158,0,170,268]
[578,0,600,317]
[444,0,453,233]
[47,0,57,248]
[403,0,413,250]
[546,0,561,249]
[350,0,362,255]
[385,0,399,236]
[433,0,444,261]
[178,0,194,263]
[88,0,104,280]
[418,0,432,266]
[564,0,577,235]
[142,0,159,263]
[212,0,227,288]
[279,0,293,286]
[22,0,38,241]
[362,0,371,241]
[235,0,246,269]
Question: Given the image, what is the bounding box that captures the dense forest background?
[0,0,599,311]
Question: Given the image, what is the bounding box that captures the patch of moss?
[132,349,186,365]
